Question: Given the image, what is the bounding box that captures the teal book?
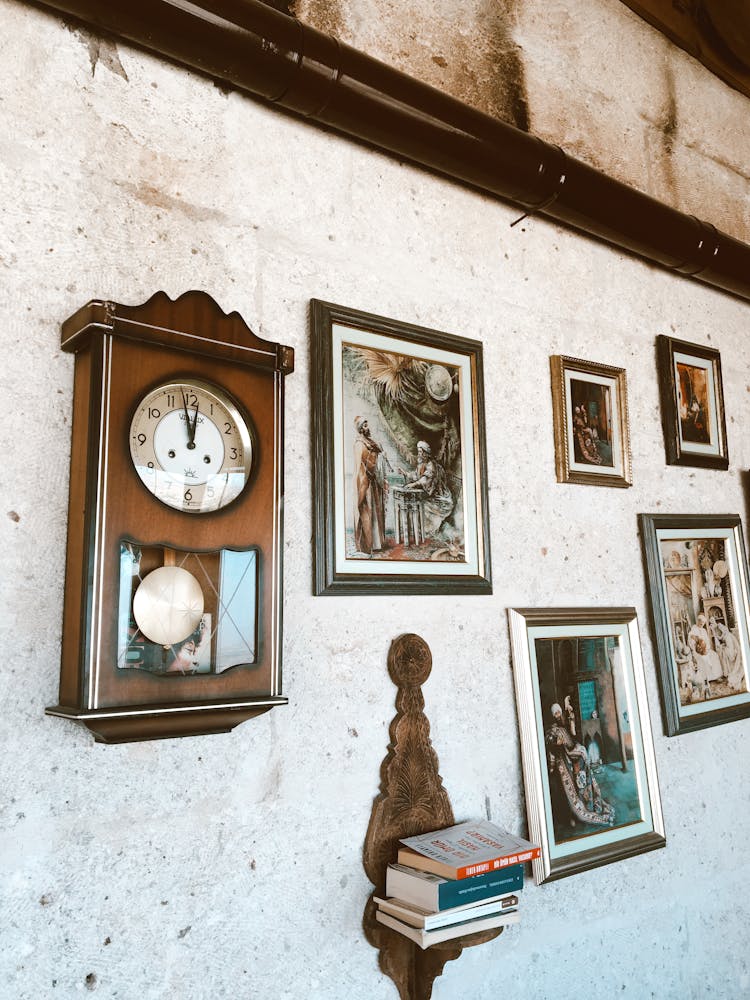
[385,862,524,912]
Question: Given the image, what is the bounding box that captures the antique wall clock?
[46,291,294,743]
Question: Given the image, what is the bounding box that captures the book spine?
[455,848,540,879]
[423,895,518,930]
[436,865,523,909]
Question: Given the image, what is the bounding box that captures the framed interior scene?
[508,607,665,884]
[311,300,491,595]
[640,514,750,736]
[656,335,728,469]
[550,355,632,488]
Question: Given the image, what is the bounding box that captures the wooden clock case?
[46,291,294,743]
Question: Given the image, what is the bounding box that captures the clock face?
[129,379,253,513]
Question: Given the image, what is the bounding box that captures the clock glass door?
[117,541,258,676]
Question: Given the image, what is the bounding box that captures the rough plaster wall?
[292,0,530,128]
[294,0,750,244]
[1,1,750,999]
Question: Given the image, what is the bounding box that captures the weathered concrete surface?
[1,1,750,998]
[295,0,750,244]
[292,0,530,129]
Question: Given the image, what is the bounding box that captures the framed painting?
[508,607,665,884]
[550,355,632,487]
[657,336,728,469]
[639,513,750,735]
[311,300,491,595]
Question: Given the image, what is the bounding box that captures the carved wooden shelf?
[362,634,502,1000]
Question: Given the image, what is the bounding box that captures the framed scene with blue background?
[640,513,750,736]
[508,607,665,884]
[311,300,491,595]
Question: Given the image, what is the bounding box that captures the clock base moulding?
[46,291,294,744]
[46,698,288,745]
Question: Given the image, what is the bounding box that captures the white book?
[375,908,520,950]
[373,892,519,930]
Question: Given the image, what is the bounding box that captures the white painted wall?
[1,1,749,998]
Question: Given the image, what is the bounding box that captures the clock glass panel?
[117,541,259,676]
[129,379,253,513]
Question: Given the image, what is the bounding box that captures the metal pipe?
[32,0,750,302]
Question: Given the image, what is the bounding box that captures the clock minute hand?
[181,391,198,450]
[181,392,193,446]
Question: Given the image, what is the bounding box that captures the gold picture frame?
[550,355,632,488]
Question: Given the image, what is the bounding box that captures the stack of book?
[374,819,540,949]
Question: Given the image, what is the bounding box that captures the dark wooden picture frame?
[657,335,728,469]
[311,300,491,596]
[640,513,750,736]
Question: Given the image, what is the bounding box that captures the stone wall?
[1,1,749,998]
[294,0,750,243]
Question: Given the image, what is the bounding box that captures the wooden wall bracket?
[362,634,502,1000]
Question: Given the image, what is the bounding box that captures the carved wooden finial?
[362,635,502,1000]
[387,633,432,688]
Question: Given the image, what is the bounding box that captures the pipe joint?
[272,20,342,118]
[672,218,721,277]
[523,142,568,213]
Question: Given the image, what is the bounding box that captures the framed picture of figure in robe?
[640,514,750,735]
[508,607,665,884]
[656,336,728,469]
[311,300,491,595]
[550,355,632,488]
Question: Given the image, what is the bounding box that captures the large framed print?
[311,300,491,595]
[657,336,728,469]
[508,607,665,884]
[550,355,632,488]
[639,514,750,736]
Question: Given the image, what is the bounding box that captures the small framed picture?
[639,513,750,735]
[311,300,491,595]
[508,607,665,884]
[657,336,728,469]
[550,355,632,487]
